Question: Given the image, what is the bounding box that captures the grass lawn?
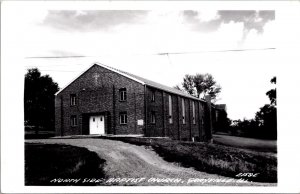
[99,136,277,183]
[213,134,277,153]
[25,130,55,139]
[25,143,106,185]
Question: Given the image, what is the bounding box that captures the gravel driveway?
[26,138,275,186]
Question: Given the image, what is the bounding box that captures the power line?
[24,47,276,59]
[156,47,275,55]
[26,70,138,73]
[31,70,78,72]
[25,55,94,59]
[25,64,85,68]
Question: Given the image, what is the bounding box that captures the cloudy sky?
[7,8,276,120]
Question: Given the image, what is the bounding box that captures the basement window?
[119,88,127,101]
[70,94,77,106]
[70,115,78,126]
[151,111,156,124]
[120,112,127,124]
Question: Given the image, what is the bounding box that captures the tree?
[254,104,277,139]
[228,76,277,139]
[182,74,195,96]
[180,73,222,102]
[229,118,260,137]
[24,68,59,133]
[266,76,276,106]
[254,76,277,139]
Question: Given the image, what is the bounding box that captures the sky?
[13,8,276,120]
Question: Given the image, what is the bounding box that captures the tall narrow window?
[70,115,77,126]
[151,90,155,102]
[168,95,173,124]
[119,112,127,124]
[70,94,76,106]
[192,101,196,124]
[151,111,156,124]
[182,98,185,124]
[119,88,127,101]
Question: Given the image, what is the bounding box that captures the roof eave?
[55,63,97,96]
[145,83,206,103]
[94,62,145,85]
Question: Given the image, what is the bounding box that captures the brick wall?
[55,64,145,136]
[145,87,164,137]
[55,63,213,141]
[144,86,209,141]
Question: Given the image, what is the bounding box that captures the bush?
[25,143,106,185]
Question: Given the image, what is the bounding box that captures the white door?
[89,115,105,135]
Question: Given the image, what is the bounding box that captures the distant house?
[55,63,226,141]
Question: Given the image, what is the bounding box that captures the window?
[192,101,196,124]
[70,94,76,106]
[120,112,127,124]
[70,115,77,126]
[151,90,155,102]
[119,88,127,101]
[182,98,185,124]
[168,95,173,124]
[151,111,156,124]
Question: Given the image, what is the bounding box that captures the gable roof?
[56,62,205,102]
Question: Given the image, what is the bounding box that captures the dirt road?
[26,138,275,186]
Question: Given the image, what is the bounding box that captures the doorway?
[89,115,105,135]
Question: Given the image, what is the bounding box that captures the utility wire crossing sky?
[17,9,277,120]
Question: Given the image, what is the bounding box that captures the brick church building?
[55,63,226,141]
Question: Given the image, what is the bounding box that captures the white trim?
[55,62,145,95]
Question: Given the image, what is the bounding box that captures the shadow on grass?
[25,143,106,186]
[212,134,277,153]
[98,136,277,183]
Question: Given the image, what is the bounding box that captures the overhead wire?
[24,47,276,72]
[25,47,276,59]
